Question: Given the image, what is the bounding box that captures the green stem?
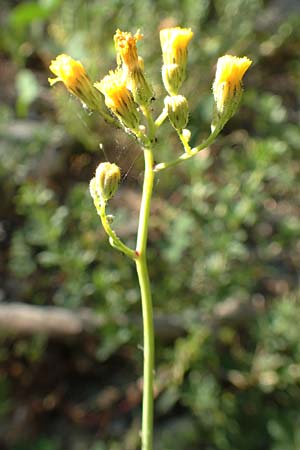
[141,106,156,141]
[154,108,168,128]
[178,129,192,154]
[98,203,136,259]
[136,147,155,450]
[153,128,220,172]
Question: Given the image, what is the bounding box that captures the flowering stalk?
[89,167,136,259]
[49,29,251,450]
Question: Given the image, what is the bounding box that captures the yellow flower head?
[160,27,193,94]
[212,55,252,130]
[49,54,86,90]
[114,29,153,106]
[95,70,139,130]
[213,55,252,113]
[48,54,106,112]
[160,27,193,66]
[114,29,143,71]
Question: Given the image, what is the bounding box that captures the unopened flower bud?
[164,95,189,130]
[212,55,252,131]
[94,162,121,203]
[161,64,182,96]
[160,27,193,94]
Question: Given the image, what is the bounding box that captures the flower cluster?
[48,31,253,450]
[48,28,252,179]
[48,32,152,131]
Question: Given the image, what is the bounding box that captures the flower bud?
[48,54,107,114]
[212,55,252,131]
[164,95,189,130]
[94,162,121,203]
[161,64,182,96]
[160,27,193,95]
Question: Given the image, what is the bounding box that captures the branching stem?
[154,108,168,128]
[154,128,220,172]
[97,203,136,259]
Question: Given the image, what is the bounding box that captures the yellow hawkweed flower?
[114,30,153,105]
[114,29,142,71]
[48,54,106,113]
[212,55,252,130]
[160,27,194,66]
[160,27,193,95]
[95,70,140,131]
[49,54,85,90]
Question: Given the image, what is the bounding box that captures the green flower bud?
[161,64,182,96]
[94,162,121,203]
[164,95,189,130]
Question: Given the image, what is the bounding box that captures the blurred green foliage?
[1,0,300,449]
